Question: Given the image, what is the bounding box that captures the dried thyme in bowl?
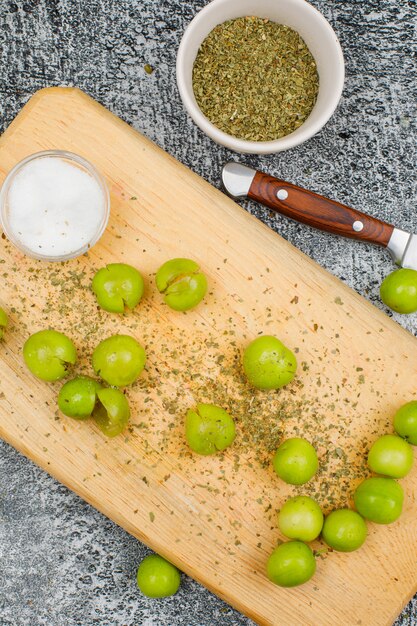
[192,16,319,142]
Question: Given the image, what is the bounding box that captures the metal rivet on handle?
[277,189,288,201]
[352,221,364,232]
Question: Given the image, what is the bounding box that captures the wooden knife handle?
[248,171,394,246]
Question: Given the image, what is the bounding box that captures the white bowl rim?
[176,0,345,154]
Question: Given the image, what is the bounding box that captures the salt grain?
[6,156,107,258]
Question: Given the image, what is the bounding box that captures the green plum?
[354,477,404,524]
[23,329,77,382]
[155,258,207,311]
[92,334,146,386]
[394,401,417,445]
[92,387,130,437]
[0,307,8,339]
[267,541,316,587]
[278,496,323,542]
[58,376,102,419]
[322,509,367,552]
[273,437,318,485]
[185,403,236,455]
[367,434,413,478]
[92,263,144,313]
[380,268,417,314]
[137,554,181,598]
[243,335,297,390]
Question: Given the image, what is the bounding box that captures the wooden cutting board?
[0,87,416,626]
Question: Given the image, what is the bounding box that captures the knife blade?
[221,162,417,270]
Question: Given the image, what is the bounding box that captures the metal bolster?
[386,228,410,265]
[221,162,257,199]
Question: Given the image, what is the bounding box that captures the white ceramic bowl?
[176,0,345,154]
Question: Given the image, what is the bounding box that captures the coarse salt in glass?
[0,150,110,261]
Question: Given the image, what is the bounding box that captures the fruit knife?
[221,162,417,270]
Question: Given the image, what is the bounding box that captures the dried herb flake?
[192,17,319,141]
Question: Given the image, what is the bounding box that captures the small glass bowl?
[0,150,110,262]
